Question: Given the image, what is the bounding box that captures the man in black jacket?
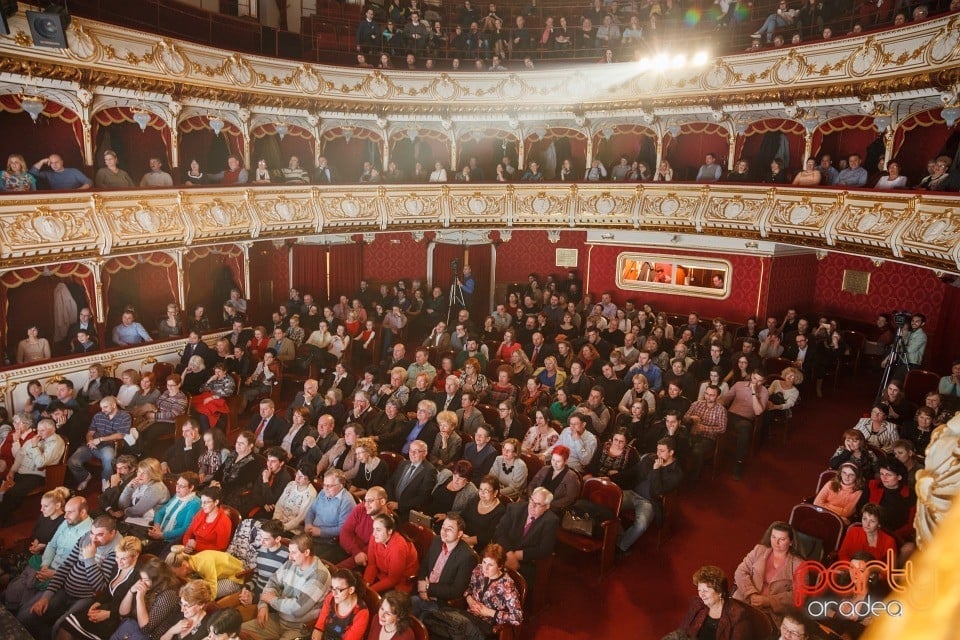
[616,437,684,553]
[494,487,559,590]
[412,513,475,616]
[386,440,437,519]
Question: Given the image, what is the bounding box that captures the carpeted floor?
[0,370,882,640]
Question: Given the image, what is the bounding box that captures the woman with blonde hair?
[59,536,142,640]
[114,458,170,531]
[165,545,243,599]
[2,153,37,191]
[117,369,142,408]
[349,437,390,500]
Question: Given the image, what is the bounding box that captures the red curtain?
[328,244,362,301]
[102,254,178,336]
[431,243,465,293]
[931,282,960,373]
[0,103,85,172]
[93,120,170,183]
[292,245,328,303]
[664,125,729,180]
[467,243,492,318]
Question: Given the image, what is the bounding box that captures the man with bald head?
[30,154,92,190]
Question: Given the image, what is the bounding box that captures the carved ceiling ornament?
[65,22,100,62]
[154,39,189,77]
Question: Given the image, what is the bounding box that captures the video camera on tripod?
[891,310,912,328]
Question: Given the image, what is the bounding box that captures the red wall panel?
[494,230,588,286]
[765,253,819,318]
[361,234,429,282]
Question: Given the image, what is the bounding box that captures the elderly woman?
[853,403,900,453]
[16,325,51,364]
[112,557,183,640]
[369,399,410,454]
[280,407,317,467]
[59,535,142,640]
[148,472,202,551]
[112,458,171,531]
[459,358,489,397]
[209,431,262,515]
[180,355,209,395]
[813,462,863,524]
[425,543,522,638]
[158,579,216,640]
[527,445,581,512]
[272,464,318,533]
[672,565,756,639]
[485,366,519,409]
[191,363,236,432]
[427,460,478,520]
[364,513,419,594]
[521,409,560,460]
[518,377,548,414]
[429,410,463,467]
[489,438,527,500]
[375,367,410,411]
[460,475,507,553]
[0,411,36,482]
[349,437,391,500]
[732,521,805,624]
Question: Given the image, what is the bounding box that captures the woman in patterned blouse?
[461,544,523,635]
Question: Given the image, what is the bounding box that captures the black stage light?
[27,3,71,48]
[0,0,19,37]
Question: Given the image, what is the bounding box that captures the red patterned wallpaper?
[494,230,588,285]
[813,253,944,334]
[765,253,819,318]
[248,240,290,319]
[361,234,429,282]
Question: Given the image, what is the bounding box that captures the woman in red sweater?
[312,568,370,640]
[363,513,418,594]
[838,503,898,563]
[182,486,233,552]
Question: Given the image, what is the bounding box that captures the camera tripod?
[876,322,909,403]
[446,275,466,325]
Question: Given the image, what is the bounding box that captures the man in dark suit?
[177,331,214,373]
[66,307,97,347]
[227,319,253,350]
[249,398,290,451]
[433,375,463,413]
[422,321,452,351]
[494,487,560,590]
[782,333,825,389]
[400,400,440,456]
[70,328,99,354]
[314,156,337,184]
[413,513,476,616]
[323,362,356,399]
[386,440,437,519]
[287,378,325,423]
[524,332,555,369]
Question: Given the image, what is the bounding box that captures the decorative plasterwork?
[0,12,958,113]
[2,184,959,273]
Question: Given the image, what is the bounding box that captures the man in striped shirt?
[19,514,120,638]
[241,533,331,640]
[239,520,290,607]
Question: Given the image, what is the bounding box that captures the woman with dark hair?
[366,590,415,640]
[182,486,233,552]
[521,409,560,460]
[732,521,805,624]
[461,475,507,552]
[853,403,900,454]
[312,568,370,640]
[518,377,548,414]
[190,362,235,431]
[838,503,898,562]
[862,457,916,542]
[187,305,210,334]
[549,387,576,427]
[814,462,864,524]
[205,608,242,639]
[426,460,478,519]
[111,557,183,640]
[588,428,639,480]
[183,159,209,186]
[526,445,581,512]
[16,325,51,364]
[364,514,419,594]
[209,430,262,515]
[672,565,756,639]
[829,428,879,480]
[878,380,914,428]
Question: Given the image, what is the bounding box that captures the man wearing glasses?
[337,486,392,570]
[493,487,559,592]
[303,470,355,561]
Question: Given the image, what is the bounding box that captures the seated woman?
[489,438,528,500]
[180,356,210,396]
[349,437,391,501]
[459,359,489,398]
[484,367,518,409]
[112,458,171,532]
[280,407,318,467]
[813,462,864,524]
[875,161,908,189]
[461,475,508,553]
[364,514,419,594]
[157,303,183,339]
[549,387,577,427]
[839,503,899,564]
[509,350,533,388]
[588,428,639,481]
[2,153,37,191]
[829,429,879,480]
[534,356,567,395]
[368,399,410,454]
[672,565,757,639]
[521,409,560,460]
[112,557,183,640]
[146,472,202,553]
[732,521,805,625]
[16,325,51,364]
[198,429,229,484]
[863,457,916,543]
[190,363,236,432]
[182,486,233,553]
[59,535,142,640]
[891,439,923,488]
[792,157,822,186]
[854,403,900,453]
[117,368,142,408]
[312,568,370,640]
[266,464,315,533]
[322,388,349,431]
[136,374,190,459]
[0,411,36,484]
[429,411,463,468]
[426,460,478,521]
[209,430,263,515]
[526,445,581,513]
[0,487,68,598]
[166,546,244,599]
[366,590,416,640]
[159,579,216,640]
[374,368,410,412]
[424,543,522,639]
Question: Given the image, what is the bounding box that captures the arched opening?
[736,118,806,176]
[184,245,245,328]
[319,127,383,182]
[102,253,179,344]
[525,127,589,179]
[92,107,172,184]
[389,129,451,177]
[893,109,958,181]
[593,124,658,176]
[0,95,85,176]
[813,115,885,180]
[456,128,520,179]
[251,123,316,179]
[664,122,729,180]
[179,116,245,181]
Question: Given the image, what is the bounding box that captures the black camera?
[450,259,460,274]
[892,310,912,327]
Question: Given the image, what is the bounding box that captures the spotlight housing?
[27,4,71,49]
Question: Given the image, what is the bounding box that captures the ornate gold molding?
[1,183,958,273]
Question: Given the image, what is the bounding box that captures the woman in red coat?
[363,513,418,594]
[182,486,233,552]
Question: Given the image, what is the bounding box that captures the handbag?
[561,508,597,537]
[768,391,786,406]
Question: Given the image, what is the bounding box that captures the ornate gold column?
[172,249,186,308]
[77,88,94,168]
[86,258,106,322]
[239,242,251,297]
[239,108,252,170]
[168,100,182,171]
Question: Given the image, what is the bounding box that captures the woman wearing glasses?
[311,568,370,640]
[158,579,215,640]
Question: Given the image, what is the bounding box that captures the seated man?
[240,533,330,640]
[386,440,437,519]
[97,454,138,515]
[29,154,92,190]
[160,417,204,476]
[139,156,174,187]
[412,513,475,616]
[111,310,152,346]
[836,153,869,187]
[401,399,440,455]
[683,385,728,481]
[249,398,289,451]
[240,351,283,415]
[695,153,723,182]
[250,447,294,519]
[336,485,391,570]
[303,469,356,561]
[234,519,290,613]
[0,417,65,525]
[549,413,598,474]
[493,487,559,592]
[286,378,324,424]
[67,396,132,492]
[616,437,684,554]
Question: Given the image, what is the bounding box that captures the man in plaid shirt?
[683,385,728,482]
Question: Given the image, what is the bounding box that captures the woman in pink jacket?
[732,521,805,625]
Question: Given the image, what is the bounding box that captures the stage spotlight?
[27,3,71,49]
